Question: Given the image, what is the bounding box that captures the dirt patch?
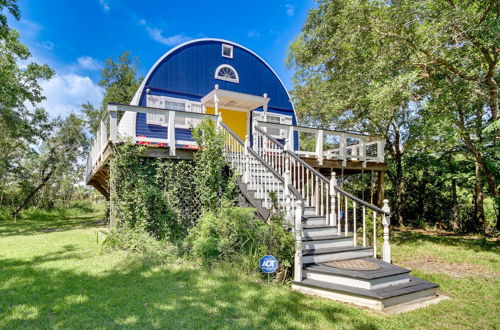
[402,257,499,278]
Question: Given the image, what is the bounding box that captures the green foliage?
[110,143,177,241]
[192,118,237,212]
[110,120,237,242]
[100,226,177,260]
[185,206,265,261]
[81,50,141,135]
[289,0,499,231]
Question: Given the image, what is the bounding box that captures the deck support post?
[109,164,117,228]
[294,199,303,282]
[330,172,337,228]
[168,111,176,156]
[382,199,391,263]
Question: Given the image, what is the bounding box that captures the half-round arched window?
[215,64,239,83]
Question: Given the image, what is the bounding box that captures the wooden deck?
[87,143,387,200]
[86,104,387,200]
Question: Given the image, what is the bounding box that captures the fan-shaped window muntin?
[215,64,239,83]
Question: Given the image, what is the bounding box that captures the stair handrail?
[253,125,392,263]
[220,122,304,207]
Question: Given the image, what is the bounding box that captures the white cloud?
[248,30,260,38]
[98,0,110,12]
[77,56,101,71]
[138,19,147,26]
[20,18,42,31]
[35,74,104,117]
[147,27,191,46]
[285,4,295,16]
[37,41,54,50]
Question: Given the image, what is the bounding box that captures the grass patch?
[0,211,498,329]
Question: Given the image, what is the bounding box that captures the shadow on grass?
[0,213,106,238]
[391,229,500,254]
[0,246,380,329]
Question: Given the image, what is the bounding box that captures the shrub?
[99,226,177,260]
[265,192,295,278]
[185,206,266,261]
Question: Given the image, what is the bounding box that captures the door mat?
[323,259,381,271]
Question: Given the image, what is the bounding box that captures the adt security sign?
[259,255,278,273]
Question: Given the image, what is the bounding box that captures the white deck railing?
[255,121,385,165]
[85,103,217,183]
[252,126,391,265]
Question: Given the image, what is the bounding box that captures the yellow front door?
[205,107,247,140]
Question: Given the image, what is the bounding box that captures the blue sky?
[8,0,316,117]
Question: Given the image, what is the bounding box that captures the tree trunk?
[376,171,385,208]
[472,162,486,232]
[12,170,54,218]
[450,177,460,231]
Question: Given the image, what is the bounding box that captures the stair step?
[302,235,353,250]
[292,276,438,310]
[302,234,351,242]
[304,206,316,216]
[303,258,411,290]
[302,245,373,263]
[303,215,327,226]
[302,225,338,239]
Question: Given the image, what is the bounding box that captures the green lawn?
[0,210,498,329]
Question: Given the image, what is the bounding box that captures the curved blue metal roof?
[132,39,295,116]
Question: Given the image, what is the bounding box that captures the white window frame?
[214,64,239,83]
[221,44,233,58]
[253,111,292,139]
[145,94,202,129]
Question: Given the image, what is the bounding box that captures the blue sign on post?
[259,255,278,273]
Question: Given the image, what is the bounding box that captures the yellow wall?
[206,107,247,140]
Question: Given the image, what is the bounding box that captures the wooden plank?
[300,157,388,173]
[295,276,437,300]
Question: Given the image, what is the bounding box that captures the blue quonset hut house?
[119,38,297,146]
[85,39,440,313]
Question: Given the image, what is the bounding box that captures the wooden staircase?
[292,208,438,311]
[221,122,441,313]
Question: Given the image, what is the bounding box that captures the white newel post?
[284,167,291,224]
[287,127,294,151]
[339,133,346,166]
[168,111,176,156]
[109,110,117,142]
[100,118,107,152]
[294,199,303,282]
[382,199,391,263]
[359,139,366,164]
[263,94,268,122]
[330,172,337,228]
[243,136,250,184]
[377,140,385,162]
[315,129,324,165]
